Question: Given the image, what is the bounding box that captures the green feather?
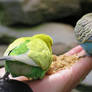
[4,34,53,79]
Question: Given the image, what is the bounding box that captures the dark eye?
[0,79,33,92]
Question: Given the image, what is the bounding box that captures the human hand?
[0,45,92,92]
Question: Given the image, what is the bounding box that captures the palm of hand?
[0,46,92,92]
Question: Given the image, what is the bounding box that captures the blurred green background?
[0,0,92,92]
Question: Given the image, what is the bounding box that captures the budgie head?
[74,13,92,43]
[74,13,92,55]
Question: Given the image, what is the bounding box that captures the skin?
[0,45,92,92]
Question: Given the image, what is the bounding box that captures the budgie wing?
[27,38,52,70]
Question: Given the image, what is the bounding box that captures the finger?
[69,56,92,89]
[65,45,83,55]
[64,49,92,91]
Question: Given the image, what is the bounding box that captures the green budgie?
[0,34,53,80]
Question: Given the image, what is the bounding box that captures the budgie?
[0,34,53,80]
[74,13,92,56]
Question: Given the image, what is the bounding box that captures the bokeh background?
[0,0,92,92]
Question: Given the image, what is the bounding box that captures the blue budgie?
[74,13,92,56]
